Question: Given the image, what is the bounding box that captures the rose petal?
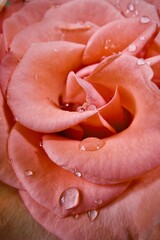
[43,54,160,184]
[0,1,24,32]
[147,55,160,88]
[19,166,160,240]
[108,0,160,23]
[83,18,158,65]
[43,0,124,25]
[2,0,56,50]
[98,87,131,132]
[0,51,18,95]
[8,123,130,217]
[7,41,98,133]
[0,88,22,188]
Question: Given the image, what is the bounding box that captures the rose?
[0,0,160,239]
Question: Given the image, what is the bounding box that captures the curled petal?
[19,166,160,240]
[8,123,130,217]
[83,18,158,65]
[7,41,98,133]
[43,54,160,184]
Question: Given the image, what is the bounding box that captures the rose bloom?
[0,0,160,239]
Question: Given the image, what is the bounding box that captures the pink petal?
[108,0,160,23]
[0,51,18,95]
[122,22,158,57]
[147,55,160,88]
[0,88,22,188]
[43,0,124,24]
[98,87,131,132]
[8,123,129,217]
[7,41,97,133]
[43,54,160,184]
[74,72,106,108]
[19,166,160,240]
[83,18,158,65]
[3,0,55,50]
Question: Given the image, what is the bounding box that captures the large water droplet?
[140,16,150,24]
[137,58,146,65]
[59,188,80,210]
[87,210,99,221]
[79,137,105,151]
[24,170,34,176]
[128,44,137,52]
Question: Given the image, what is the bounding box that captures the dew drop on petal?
[24,170,34,176]
[74,170,82,178]
[137,58,146,65]
[140,16,150,24]
[128,4,134,11]
[79,137,105,151]
[94,199,103,205]
[128,44,137,52]
[73,214,79,219]
[87,210,99,221]
[39,141,43,147]
[59,188,80,210]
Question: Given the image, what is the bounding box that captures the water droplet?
[87,210,99,221]
[139,36,145,41]
[14,116,19,122]
[140,16,150,24]
[128,4,134,11]
[74,169,82,177]
[137,58,146,65]
[79,137,105,151]
[94,199,103,205]
[39,141,43,147]
[59,188,80,210]
[76,106,86,112]
[24,170,34,176]
[73,214,79,219]
[128,44,137,52]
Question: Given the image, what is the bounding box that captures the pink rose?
[0,0,160,239]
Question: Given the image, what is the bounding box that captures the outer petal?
[108,0,160,24]
[0,88,22,188]
[43,54,160,184]
[83,18,158,65]
[8,123,130,217]
[2,0,56,50]
[19,166,160,240]
[7,41,97,133]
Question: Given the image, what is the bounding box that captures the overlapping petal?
[8,123,130,218]
[0,89,22,188]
